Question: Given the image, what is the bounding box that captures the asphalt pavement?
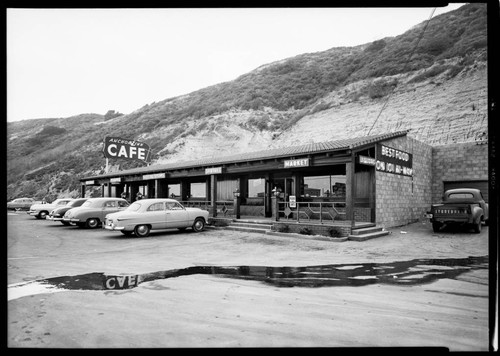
[7,211,492,350]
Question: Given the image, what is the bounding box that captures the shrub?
[368,79,398,99]
[212,219,230,227]
[364,39,386,52]
[408,64,449,84]
[328,227,342,238]
[299,227,312,235]
[275,224,290,233]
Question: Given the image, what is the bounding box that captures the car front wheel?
[432,222,442,233]
[473,220,482,233]
[192,218,205,232]
[134,225,150,237]
[38,211,48,219]
[86,218,100,229]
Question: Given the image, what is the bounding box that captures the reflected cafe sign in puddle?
[8,256,488,297]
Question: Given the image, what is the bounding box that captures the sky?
[7,4,466,122]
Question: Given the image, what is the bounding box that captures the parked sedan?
[48,198,89,225]
[103,198,209,237]
[28,198,74,219]
[7,198,38,211]
[62,197,129,228]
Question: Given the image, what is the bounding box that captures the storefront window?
[168,184,180,199]
[248,178,265,198]
[217,179,238,201]
[302,175,346,198]
[190,182,206,198]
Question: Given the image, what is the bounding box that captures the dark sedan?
[48,198,89,225]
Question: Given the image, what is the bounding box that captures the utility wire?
[367,7,437,136]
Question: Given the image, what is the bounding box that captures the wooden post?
[346,154,356,228]
[211,174,217,217]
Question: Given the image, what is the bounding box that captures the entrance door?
[272,178,294,202]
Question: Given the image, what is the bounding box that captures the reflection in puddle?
[9,256,488,297]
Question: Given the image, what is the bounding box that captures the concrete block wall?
[431,142,488,203]
[375,136,433,228]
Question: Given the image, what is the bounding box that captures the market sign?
[376,144,413,176]
[110,177,122,184]
[102,136,152,163]
[284,158,310,168]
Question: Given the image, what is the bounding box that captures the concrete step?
[225,226,272,234]
[350,226,384,235]
[231,222,273,230]
[348,230,389,241]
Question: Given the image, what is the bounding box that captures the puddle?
[8,256,488,299]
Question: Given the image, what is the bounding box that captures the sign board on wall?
[143,173,166,180]
[289,195,297,208]
[284,158,310,168]
[358,155,376,166]
[102,137,152,163]
[205,167,223,175]
[376,144,413,176]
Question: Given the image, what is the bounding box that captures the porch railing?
[277,201,346,223]
[179,200,235,217]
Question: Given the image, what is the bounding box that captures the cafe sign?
[102,136,152,163]
[376,144,413,176]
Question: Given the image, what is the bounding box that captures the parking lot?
[7,210,491,350]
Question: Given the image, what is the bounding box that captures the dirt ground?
[7,215,493,350]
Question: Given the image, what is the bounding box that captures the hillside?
[6,4,488,201]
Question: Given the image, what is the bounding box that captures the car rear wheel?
[86,218,100,229]
[192,218,205,232]
[134,225,150,237]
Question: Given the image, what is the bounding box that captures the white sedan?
[103,198,209,237]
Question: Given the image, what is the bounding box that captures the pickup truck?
[426,188,488,233]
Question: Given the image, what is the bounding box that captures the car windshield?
[126,202,142,212]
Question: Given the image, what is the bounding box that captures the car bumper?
[103,223,125,231]
[47,216,63,221]
[62,217,81,224]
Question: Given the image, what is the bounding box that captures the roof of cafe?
[82,130,409,180]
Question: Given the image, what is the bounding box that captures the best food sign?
[375,144,413,176]
[102,136,152,163]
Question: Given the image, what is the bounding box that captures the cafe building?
[81,130,442,235]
